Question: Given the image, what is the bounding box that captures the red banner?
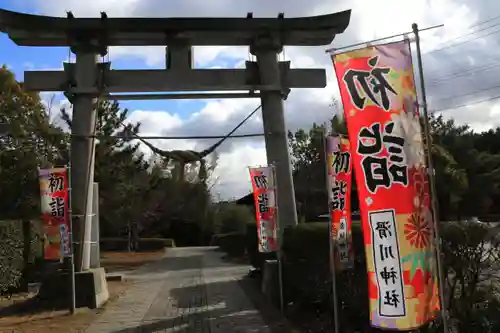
[249,166,278,253]
[327,135,354,271]
[39,168,70,261]
[332,40,440,330]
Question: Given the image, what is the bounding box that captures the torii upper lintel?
[0,8,351,47]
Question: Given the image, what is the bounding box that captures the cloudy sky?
[1,0,499,200]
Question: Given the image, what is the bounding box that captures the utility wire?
[433,94,500,113]
[420,17,500,85]
[424,14,500,54]
[432,83,500,105]
[428,21,500,53]
[427,26,500,54]
[429,60,500,86]
[468,14,500,29]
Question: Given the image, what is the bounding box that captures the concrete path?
[85,247,272,333]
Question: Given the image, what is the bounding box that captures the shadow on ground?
[128,251,232,276]
[111,249,297,333]
[0,294,68,317]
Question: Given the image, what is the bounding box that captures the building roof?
[235,193,254,205]
[0,9,351,47]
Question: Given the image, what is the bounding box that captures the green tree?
[430,115,500,219]
[287,115,357,222]
[0,66,64,292]
[0,66,64,219]
[61,101,156,237]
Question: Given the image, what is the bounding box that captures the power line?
[427,26,500,54]
[433,94,500,113]
[432,83,500,104]
[428,22,500,52]
[428,60,500,86]
[467,14,500,29]
[424,14,500,55]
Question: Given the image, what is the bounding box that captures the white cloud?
[212,144,267,200]
[23,0,500,199]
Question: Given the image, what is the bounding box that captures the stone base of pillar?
[261,259,281,307]
[37,267,109,309]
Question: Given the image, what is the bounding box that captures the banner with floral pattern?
[39,167,70,261]
[327,135,354,271]
[331,40,440,330]
[249,165,278,253]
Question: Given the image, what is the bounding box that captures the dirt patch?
[101,250,166,273]
[0,281,127,333]
[0,250,164,333]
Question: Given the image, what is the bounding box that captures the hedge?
[277,221,500,333]
[0,220,43,295]
[100,237,175,252]
[217,232,247,257]
[281,221,370,331]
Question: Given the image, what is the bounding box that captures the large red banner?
[249,166,278,253]
[327,135,354,271]
[332,40,440,330]
[39,168,70,261]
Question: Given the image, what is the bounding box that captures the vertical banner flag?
[249,166,278,253]
[331,40,440,330]
[39,168,70,260]
[327,135,354,270]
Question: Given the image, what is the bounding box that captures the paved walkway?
[85,247,272,333]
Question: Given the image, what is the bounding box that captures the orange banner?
[39,168,70,261]
[327,135,354,271]
[249,166,278,253]
[332,40,440,330]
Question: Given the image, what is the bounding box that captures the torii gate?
[0,8,351,305]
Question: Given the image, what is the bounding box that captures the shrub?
[281,221,373,331]
[0,220,43,295]
[218,232,247,257]
[281,220,500,333]
[210,234,222,246]
[214,203,254,235]
[100,237,175,252]
[440,222,500,333]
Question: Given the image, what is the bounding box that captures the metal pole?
[412,23,450,333]
[323,131,340,333]
[272,164,285,314]
[66,160,76,314]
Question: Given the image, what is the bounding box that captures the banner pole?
[323,131,341,333]
[272,164,285,314]
[66,160,76,314]
[412,23,450,333]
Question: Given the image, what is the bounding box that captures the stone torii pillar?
[67,46,101,272]
[251,37,298,229]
